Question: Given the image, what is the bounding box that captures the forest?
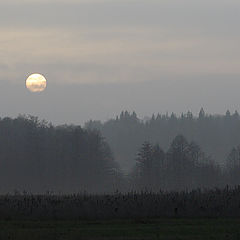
[0,112,240,193]
[0,115,118,193]
[85,109,240,171]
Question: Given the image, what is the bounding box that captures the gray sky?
[0,0,240,124]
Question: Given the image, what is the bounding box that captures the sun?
[26,73,47,92]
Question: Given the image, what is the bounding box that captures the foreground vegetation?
[2,187,240,239]
[1,187,240,220]
[1,218,240,240]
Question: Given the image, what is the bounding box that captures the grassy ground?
[0,218,240,240]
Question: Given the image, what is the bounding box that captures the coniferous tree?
[226,146,240,185]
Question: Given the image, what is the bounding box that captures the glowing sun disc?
[26,73,47,92]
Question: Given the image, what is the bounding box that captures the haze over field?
[0,0,240,124]
[2,2,240,239]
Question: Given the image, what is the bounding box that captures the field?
[1,189,240,239]
[0,218,240,240]
[1,188,240,220]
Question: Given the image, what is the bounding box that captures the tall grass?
[0,186,240,220]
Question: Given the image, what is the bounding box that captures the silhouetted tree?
[226,146,240,185]
[198,107,205,119]
[135,142,153,189]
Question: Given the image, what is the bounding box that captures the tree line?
[0,114,240,193]
[0,115,118,193]
[131,135,240,191]
[85,109,240,170]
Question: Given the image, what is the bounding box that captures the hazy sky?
[0,0,240,124]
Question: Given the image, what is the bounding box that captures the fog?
[0,0,240,193]
[0,74,240,125]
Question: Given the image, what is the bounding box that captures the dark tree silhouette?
[226,146,240,185]
[85,109,240,171]
[0,113,239,193]
[0,115,120,193]
[132,135,222,191]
